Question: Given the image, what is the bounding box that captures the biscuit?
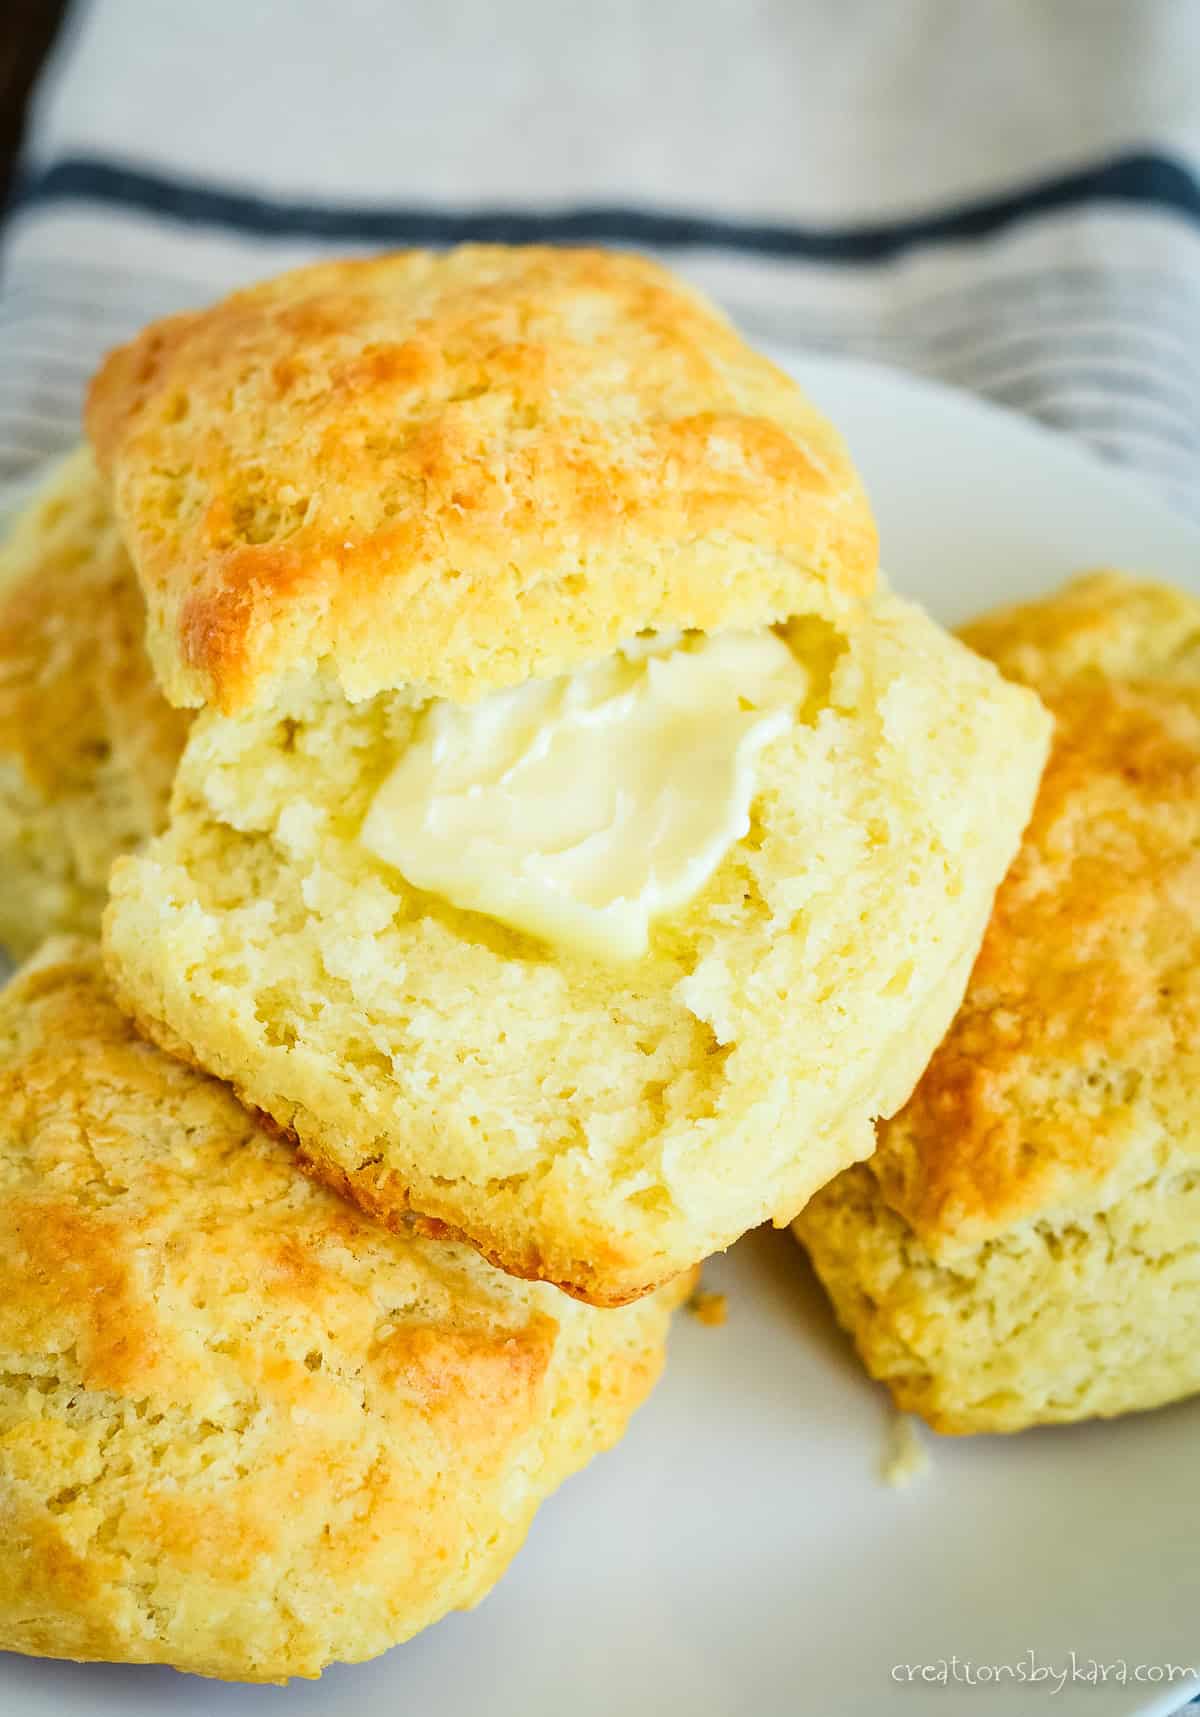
[85,246,876,713]
[0,939,682,1682]
[796,572,1200,1433]
[104,586,1050,1304]
[0,450,189,956]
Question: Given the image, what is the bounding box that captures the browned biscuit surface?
[86,245,876,711]
[0,939,683,1680]
[883,572,1200,1251]
[797,572,1200,1432]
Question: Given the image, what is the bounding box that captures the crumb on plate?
[690,1288,728,1327]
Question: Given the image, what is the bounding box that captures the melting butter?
[360,629,807,960]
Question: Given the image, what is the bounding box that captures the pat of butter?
[360,630,807,960]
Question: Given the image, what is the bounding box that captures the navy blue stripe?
[8,150,1200,263]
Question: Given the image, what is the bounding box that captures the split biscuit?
[92,247,1050,1303]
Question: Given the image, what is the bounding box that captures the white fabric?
[2,0,1200,514]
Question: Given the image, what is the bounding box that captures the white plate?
[5,355,1200,1717]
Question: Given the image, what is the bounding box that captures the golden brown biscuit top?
[0,938,590,1455]
[871,573,1200,1252]
[86,246,876,712]
[958,567,1200,690]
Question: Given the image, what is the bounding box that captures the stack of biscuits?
[0,246,1193,1684]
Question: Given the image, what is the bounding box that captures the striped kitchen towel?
[2,0,1199,520]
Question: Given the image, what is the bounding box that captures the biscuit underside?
[797,1156,1200,1434]
[0,940,684,1680]
[103,591,1051,1304]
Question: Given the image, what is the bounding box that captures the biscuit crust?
[796,573,1200,1432]
[0,450,190,955]
[0,941,682,1680]
[86,246,876,712]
